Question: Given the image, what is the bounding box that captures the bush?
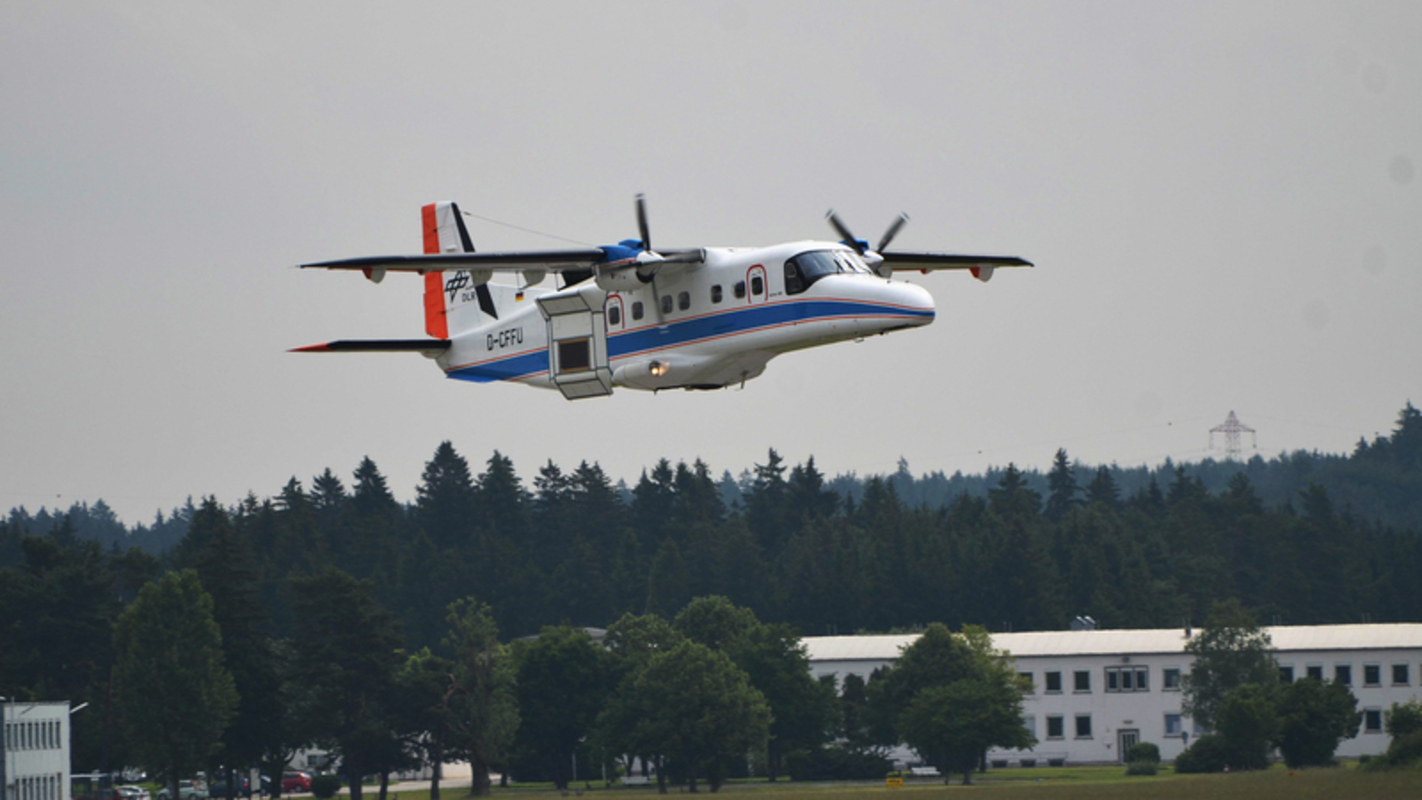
[1386,700,1422,740]
[309,775,341,799]
[1173,734,1231,774]
[785,746,893,781]
[1126,742,1160,764]
[1381,728,1422,769]
[1124,760,1158,776]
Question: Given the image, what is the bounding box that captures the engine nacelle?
[595,265,648,292]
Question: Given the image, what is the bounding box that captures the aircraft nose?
[897,281,935,325]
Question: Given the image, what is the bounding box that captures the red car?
[280,774,310,794]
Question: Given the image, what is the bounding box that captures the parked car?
[114,787,150,800]
[280,774,311,794]
[206,776,253,799]
[156,780,208,800]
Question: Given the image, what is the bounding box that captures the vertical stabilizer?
[421,202,502,338]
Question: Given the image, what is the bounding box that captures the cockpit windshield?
[784,249,870,295]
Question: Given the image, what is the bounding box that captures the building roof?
[803,624,1422,662]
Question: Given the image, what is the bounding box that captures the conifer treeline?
[6,405,1421,651]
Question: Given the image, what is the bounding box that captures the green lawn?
[369,765,1420,800]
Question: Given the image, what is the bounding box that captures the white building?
[804,624,1422,766]
[3,702,70,800]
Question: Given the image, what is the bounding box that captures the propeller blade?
[877,213,909,253]
[826,210,864,255]
[636,193,651,253]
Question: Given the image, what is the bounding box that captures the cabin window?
[734,281,747,299]
[678,291,690,311]
[631,301,644,321]
[785,261,806,295]
[607,306,621,326]
[661,295,673,315]
[711,284,723,303]
[751,275,764,296]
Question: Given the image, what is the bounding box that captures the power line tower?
[1209,410,1257,460]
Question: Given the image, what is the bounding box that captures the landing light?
[649,361,669,377]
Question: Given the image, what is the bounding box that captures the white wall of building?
[805,624,1422,767]
[3,702,70,800]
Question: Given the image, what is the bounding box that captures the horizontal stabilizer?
[290,339,450,356]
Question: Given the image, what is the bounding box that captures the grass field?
[368,765,1421,800]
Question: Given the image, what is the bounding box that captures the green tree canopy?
[112,570,237,797]
[443,598,519,797]
[1275,678,1361,768]
[601,640,769,793]
[1182,599,1278,729]
[511,626,614,789]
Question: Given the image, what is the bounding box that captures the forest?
[2,402,1420,780]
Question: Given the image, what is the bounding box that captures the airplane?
[294,197,1032,400]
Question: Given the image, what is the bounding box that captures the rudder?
[421,201,500,338]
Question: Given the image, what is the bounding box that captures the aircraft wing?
[878,252,1034,270]
[877,251,1032,282]
[301,249,611,273]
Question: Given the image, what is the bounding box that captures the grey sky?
[2,1,1418,524]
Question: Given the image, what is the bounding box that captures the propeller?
[825,210,864,255]
[636,193,651,253]
[877,213,909,252]
[826,210,910,255]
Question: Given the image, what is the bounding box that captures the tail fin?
[421,202,502,338]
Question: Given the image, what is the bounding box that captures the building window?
[1393,664,1411,685]
[1165,714,1183,737]
[1306,665,1324,681]
[1019,672,1034,690]
[1365,709,1383,732]
[1045,671,1062,693]
[631,301,644,321]
[1022,715,1035,738]
[1106,666,1149,692]
[1075,715,1093,739]
[711,284,723,303]
[1365,664,1382,686]
[1046,716,1064,739]
[1335,664,1352,686]
[1163,668,1181,691]
[1279,666,1294,683]
[660,295,673,315]
[678,291,691,311]
[1074,670,1091,693]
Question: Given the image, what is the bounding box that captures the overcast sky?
[3,1,1418,525]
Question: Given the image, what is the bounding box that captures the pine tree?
[1044,449,1081,521]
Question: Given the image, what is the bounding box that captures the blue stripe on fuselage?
[445,298,930,384]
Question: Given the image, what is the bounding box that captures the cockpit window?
[784,249,868,295]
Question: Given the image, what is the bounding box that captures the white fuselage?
[434,241,935,393]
